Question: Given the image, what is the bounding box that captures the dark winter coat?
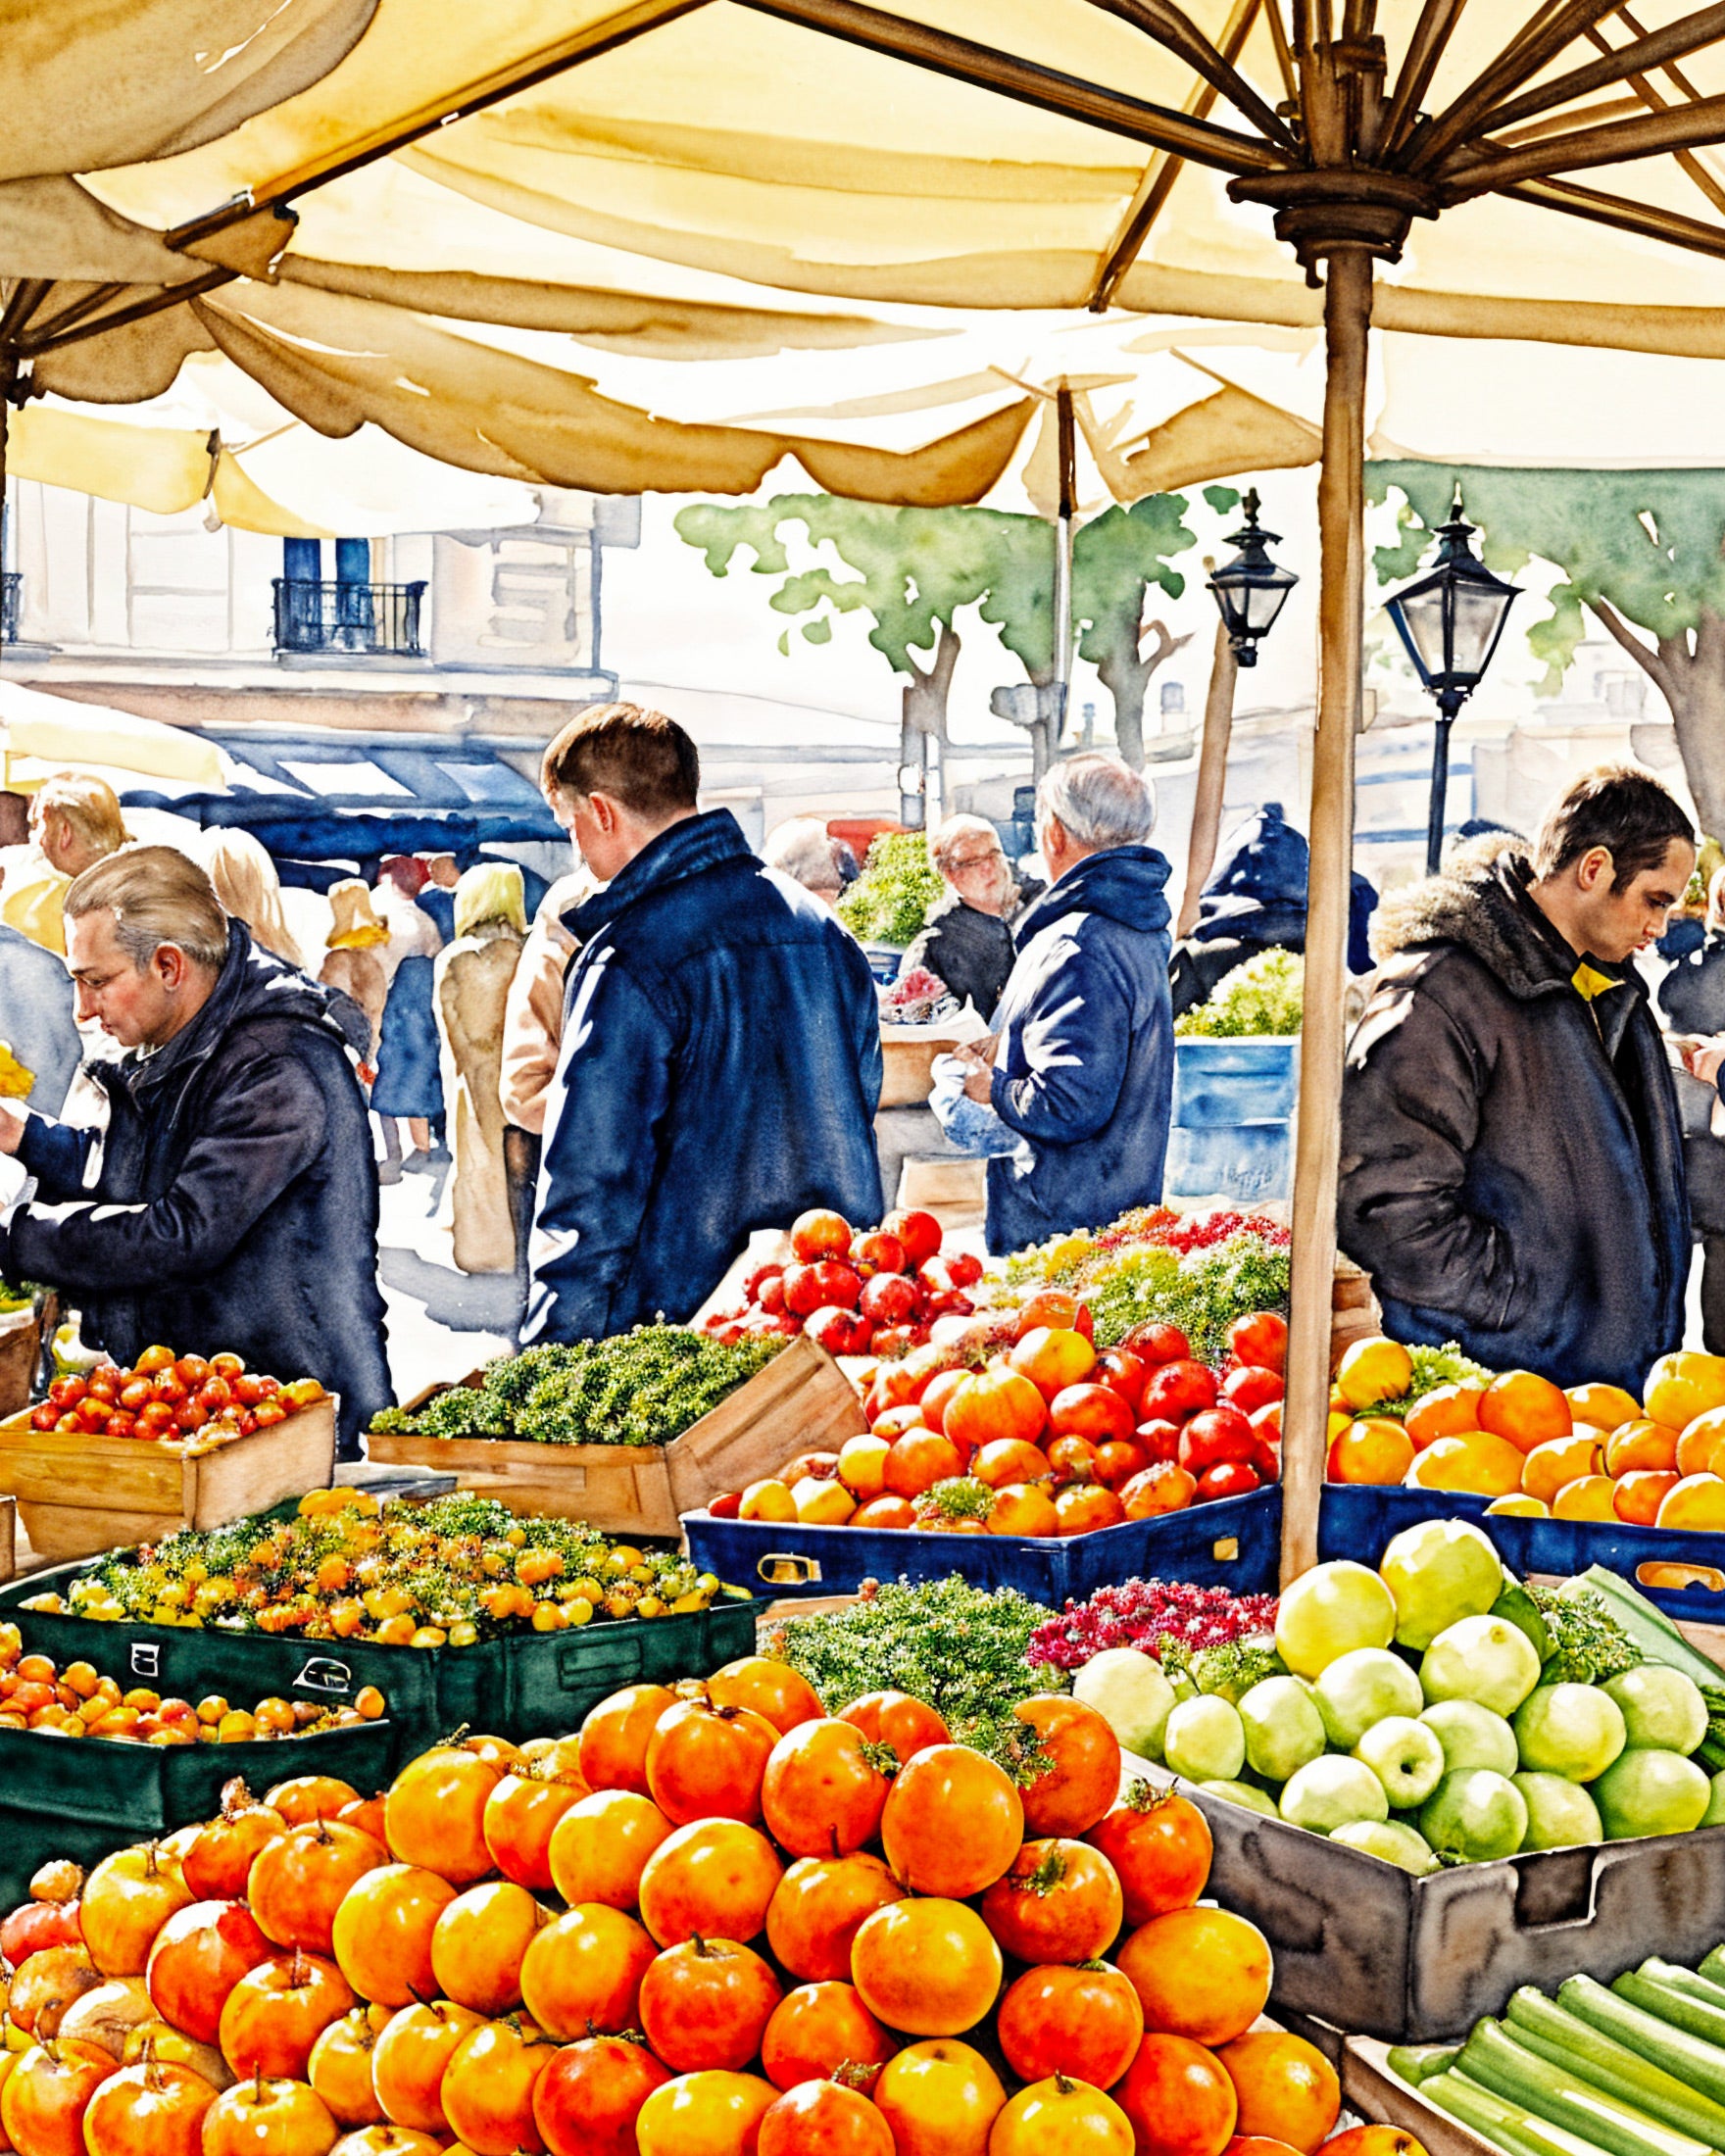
[899,892,1017,1018]
[1657,929,1725,1038]
[526,809,883,1346]
[1338,846,1689,1392]
[985,845,1175,1255]
[0,924,391,1451]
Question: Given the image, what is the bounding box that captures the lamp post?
[1383,490,1521,874]
[1207,488,1299,666]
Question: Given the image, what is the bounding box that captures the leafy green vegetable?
[1174,948,1304,1037]
[1083,1232,1292,1360]
[837,830,946,946]
[1187,1640,1288,1703]
[766,1575,1066,1781]
[1529,1584,1643,1686]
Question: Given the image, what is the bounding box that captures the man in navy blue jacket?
[525,705,883,1347]
[956,754,1174,1255]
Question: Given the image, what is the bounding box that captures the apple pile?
[701,1208,983,1359]
[709,1296,1287,1539]
[0,1623,384,1745]
[0,1654,1405,2156]
[1075,1518,1725,1869]
[27,1348,327,1448]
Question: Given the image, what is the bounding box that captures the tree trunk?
[1595,599,1725,837]
[1098,616,1189,770]
[900,620,961,829]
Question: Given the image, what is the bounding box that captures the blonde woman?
[434,863,528,1274]
[320,879,390,1080]
[204,829,305,969]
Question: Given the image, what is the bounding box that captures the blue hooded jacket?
[985,845,1175,1255]
[1189,801,1379,973]
[526,810,883,1346]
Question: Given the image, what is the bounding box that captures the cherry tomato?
[151,1373,188,1407]
[173,1355,211,1389]
[48,1377,86,1410]
[198,1377,233,1411]
[174,1400,211,1432]
[210,1352,245,1378]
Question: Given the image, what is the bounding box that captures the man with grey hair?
[899,813,1040,1016]
[0,847,390,1454]
[763,817,846,907]
[955,753,1174,1252]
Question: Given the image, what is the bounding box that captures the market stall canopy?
[0,677,231,792]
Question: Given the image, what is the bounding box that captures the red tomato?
[136,1401,177,1437]
[1121,1321,1193,1366]
[1134,1418,1182,1465]
[75,1399,113,1433]
[173,1355,212,1388]
[1140,1360,1217,1422]
[151,1373,189,1407]
[852,1231,907,1276]
[1227,1310,1289,1375]
[198,1377,234,1411]
[882,1208,942,1268]
[48,1376,86,1409]
[1196,1460,1261,1501]
[106,1412,139,1441]
[119,1379,154,1412]
[1177,1406,1257,1475]
[1093,1349,1148,1412]
[233,1375,271,1407]
[175,1400,212,1433]
[210,1352,246,1378]
[791,1208,856,1262]
[252,1402,289,1427]
[28,1405,58,1432]
[1221,1365,1285,1416]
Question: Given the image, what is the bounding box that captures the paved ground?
[375,1158,516,1401]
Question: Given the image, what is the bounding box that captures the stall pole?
[1280,242,1372,1585]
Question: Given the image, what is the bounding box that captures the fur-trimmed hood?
[1368,837,1592,1003]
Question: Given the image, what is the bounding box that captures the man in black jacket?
[898,815,1041,1018]
[1339,768,1695,1394]
[0,847,391,1455]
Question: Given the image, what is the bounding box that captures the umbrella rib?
[19,284,143,347]
[1077,0,1297,150]
[1466,2,1725,139]
[1503,171,1725,258]
[1439,88,1725,195]
[733,0,1282,170]
[15,269,235,357]
[1408,0,1629,172]
[1383,0,1469,155]
[1598,7,1725,220]
[1087,0,1266,312]
[1262,0,1299,99]
[0,280,52,348]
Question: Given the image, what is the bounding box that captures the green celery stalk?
[1503,1990,1725,2143]
[1428,2069,1657,2156]
[1459,2018,1720,2156]
[1561,1571,1725,1697]
[1618,1972,1725,2053]
[1561,1976,1725,2107]
[1388,2044,1461,2087]
[1644,1967,1725,2019]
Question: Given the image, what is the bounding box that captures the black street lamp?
[1384,488,1521,873]
[1207,489,1299,665]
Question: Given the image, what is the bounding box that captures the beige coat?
[499,871,588,1135]
[435,920,525,1273]
[320,946,388,1060]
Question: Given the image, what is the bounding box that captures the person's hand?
[0,1101,25,1157]
[1685,1036,1725,1089]
[953,1042,995,1104]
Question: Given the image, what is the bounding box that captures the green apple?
[1592,1748,1712,1840]
[1354,1716,1447,1808]
[1280,1755,1390,1834]
[1276,1561,1398,1680]
[1331,1819,1439,1875]
[1512,1684,1627,1783]
[1313,1647,1426,1748]
[1419,1699,1520,1778]
[1379,1519,1507,1650]
[1514,1771,1603,1851]
[1239,1676,1327,1783]
[1201,1778,1280,1818]
[1163,1694,1247,1784]
[1419,1615,1543,1717]
[1419,1769,1529,1862]
[1704,1771,1725,1829]
[1602,1667,1710,1757]
[1074,1647,1178,1760]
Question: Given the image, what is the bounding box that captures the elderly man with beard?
[898,814,1040,1017]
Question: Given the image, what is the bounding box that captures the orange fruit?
[1614,1470,1681,1527]
[1605,1420,1681,1475]
[1215,2033,1341,2156]
[987,1485,1060,1537]
[880,1746,1022,1899]
[1485,1494,1548,1517]
[1115,2033,1237,2156]
[1334,1338,1412,1410]
[1678,1406,1725,1478]
[851,1898,1003,2037]
[1326,1420,1413,1486]
[837,1436,891,1500]
[1404,1432,1524,1496]
[1116,1907,1272,2048]
[1321,2133,1433,2156]
[970,1440,1055,1490]
[1404,1385,1485,1451]
[918,1368,971,1436]
[1567,1383,1641,1432]
[1647,1352,1725,1432]
[882,1433,963,1501]
[1519,1434,1602,1504]
[943,1369,1047,1454]
[1008,1328,1098,1403]
[1478,1371,1571,1453]
[1552,1476,1618,1522]
[1657,1474,1725,1531]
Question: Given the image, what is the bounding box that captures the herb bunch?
[1174,948,1305,1037]
[837,831,946,946]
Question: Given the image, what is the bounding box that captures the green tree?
[1073,490,1208,766]
[1368,462,1725,833]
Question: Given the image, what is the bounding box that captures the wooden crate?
[880,1035,964,1108]
[0,1398,336,1562]
[0,1309,41,1419]
[366,1331,868,1538]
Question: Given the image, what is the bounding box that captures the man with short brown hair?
[528,703,882,1345]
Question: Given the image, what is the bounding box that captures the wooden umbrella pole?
[1176,617,1238,939]
[1280,241,1372,1586]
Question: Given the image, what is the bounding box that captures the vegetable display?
[1174,948,1306,1037]
[1070,1525,1725,1868]
[1028,1578,1282,1674]
[370,1331,788,1449]
[24,1346,327,1449]
[0,1647,1392,2156]
[835,828,945,945]
[19,1491,738,1644]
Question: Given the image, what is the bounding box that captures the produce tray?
[0,1567,763,1762]
[682,1484,1280,1602]
[367,1332,865,1538]
[1320,1483,1725,1622]
[1137,1756,1725,2043]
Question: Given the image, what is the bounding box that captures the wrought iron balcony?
[271,577,426,659]
[1,572,20,644]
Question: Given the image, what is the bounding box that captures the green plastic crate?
[0,1568,763,1760]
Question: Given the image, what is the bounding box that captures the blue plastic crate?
[1171,1038,1299,1126]
[1320,1483,1725,1623]
[1163,1121,1292,1202]
[684,1484,1280,1603]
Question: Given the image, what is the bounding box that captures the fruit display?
[710,1294,1287,1535]
[368,1330,788,1448]
[700,1206,983,1360]
[22,1348,327,1449]
[1069,1521,1725,1868]
[0,1623,385,1742]
[0,1642,1392,2156]
[19,1492,743,1644]
[1325,1340,1725,1537]
[1395,1944,1725,2156]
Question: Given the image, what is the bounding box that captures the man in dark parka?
[1339,767,1695,1394]
[0,847,391,1455]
